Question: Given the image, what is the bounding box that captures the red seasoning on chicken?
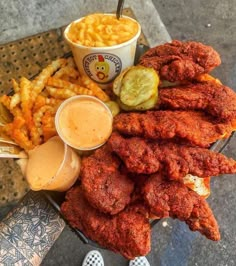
[60,39,236,259]
[139,40,221,82]
[81,144,134,215]
[159,82,236,122]
[61,186,151,259]
[113,110,234,148]
[143,173,220,241]
[109,133,236,180]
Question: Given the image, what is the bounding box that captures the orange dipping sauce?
[55,96,113,150]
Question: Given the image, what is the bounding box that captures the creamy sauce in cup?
[55,96,113,150]
[26,137,64,190]
[25,136,81,191]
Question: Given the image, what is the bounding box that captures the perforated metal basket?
[0,8,148,214]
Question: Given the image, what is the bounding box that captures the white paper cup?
[64,14,141,89]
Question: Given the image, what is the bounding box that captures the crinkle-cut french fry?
[32,105,55,145]
[0,95,22,117]
[20,77,32,105]
[34,94,62,110]
[0,57,89,152]
[32,58,67,99]
[46,86,77,99]
[47,77,93,96]
[53,66,79,79]
[33,94,62,110]
[30,125,42,146]
[45,97,62,108]
[9,93,21,110]
[19,77,41,146]
[33,105,56,132]
[20,77,42,146]
[41,110,57,142]
[80,75,110,102]
[20,77,34,129]
[12,79,20,93]
[42,126,57,142]
[3,117,34,151]
[33,95,47,112]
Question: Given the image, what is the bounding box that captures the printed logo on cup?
[83,53,122,84]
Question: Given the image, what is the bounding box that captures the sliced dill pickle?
[105,101,120,116]
[118,90,158,111]
[119,66,159,106]
[113,67,132,97]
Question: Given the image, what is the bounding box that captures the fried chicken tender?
[159,82,236,122]
[113,110,234,148]
[81,145,134,215]
[109,133,236,180]
[139,40,221,82]
[143,173,220,241]
[61,186,151,259]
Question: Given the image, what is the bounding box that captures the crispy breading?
[109,133,236,180]
[143,173,220,241]
[159,82,236,122]
[61,186,151,259]
[113,110,234,148]
[139,40,221,82]
[81,144,134,215]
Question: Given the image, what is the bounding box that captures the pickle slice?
[105,101,120,116]
[113,67,132,97]
[119,66,159,106]
[118,90,158,111]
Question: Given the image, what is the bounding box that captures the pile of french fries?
[0,57,110,152]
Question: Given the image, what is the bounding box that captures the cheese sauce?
[57,96,113,150]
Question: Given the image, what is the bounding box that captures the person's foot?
[82,250,104,266]
[129,256,150,266]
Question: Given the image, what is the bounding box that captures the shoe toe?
[82,250,104,266]
[129,256,150,266]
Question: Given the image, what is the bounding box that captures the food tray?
[0,5,235,253]
[0,8,149,214]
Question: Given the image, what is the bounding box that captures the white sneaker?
[129,256,150,266]
[82,250,104,266]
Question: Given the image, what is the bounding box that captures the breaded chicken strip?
[109,133,236,180]
[143,173,220,241]
[61,186,151,259]
[81,144,134,215]
[113,110,234,148]
[159,82,236,122]
[139,40,221,82]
